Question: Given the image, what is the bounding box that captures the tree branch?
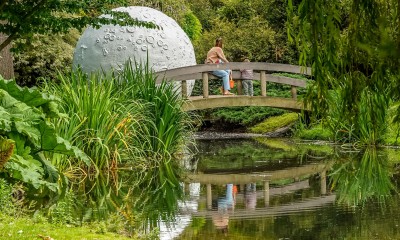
[0,32,15,52]
[0,0,48,52]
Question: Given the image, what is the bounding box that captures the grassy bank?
[0,213,137,240]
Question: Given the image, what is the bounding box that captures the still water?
[161,137,400,240]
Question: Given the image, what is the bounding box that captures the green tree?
[181,11,202,42]
[0,0,158,79]
[195,18,276,63]
[288,0,400,145]
[0,0,156,52]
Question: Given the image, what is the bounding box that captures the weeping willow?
[288,0,400,145]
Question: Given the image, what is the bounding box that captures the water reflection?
[244,183,257,210]
[330,147,397,206]
[42,138,400,239]
[212,184,237,233]
[171,138,400,240]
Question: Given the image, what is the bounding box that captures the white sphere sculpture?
[72,6,196,95]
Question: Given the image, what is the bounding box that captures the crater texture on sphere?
[72,6,196,94]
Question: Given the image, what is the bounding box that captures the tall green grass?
[115,62,192,230]
[116,62,194,160]
[44,70,145,173]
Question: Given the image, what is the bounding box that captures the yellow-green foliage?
[387,149,400,164]
[383,106,400,146]
[14,30,80,86]
[181,11,202,42]
[250,113,299,134]
[0,137,14,169]
[294,122,333,141]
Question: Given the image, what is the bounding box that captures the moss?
[249,113,299,134]
[253,137,296,151]
[294,122,333,141]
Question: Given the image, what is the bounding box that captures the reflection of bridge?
[184,162,332,209]
[191,195,336,220]
[155,63,311,111]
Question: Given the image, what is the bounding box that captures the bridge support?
[202,72,209,98]
[182,80,187,98]
[260,71,267,97]
[264,181,270,207]
[207,183,212,210]
[291,86,297,99]
[320,171,327,195]
[237,79,243,95]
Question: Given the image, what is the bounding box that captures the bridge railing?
[155,62,311,99]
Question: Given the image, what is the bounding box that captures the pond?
[159,137,400,240]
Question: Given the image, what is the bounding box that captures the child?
[240,58,254,96]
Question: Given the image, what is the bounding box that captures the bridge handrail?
[155,62,311,82]
[159,72,306,88]
[154,62,311,103]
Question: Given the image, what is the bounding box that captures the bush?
[294,121,333,141]
[14,31,80,87]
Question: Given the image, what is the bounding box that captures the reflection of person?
[218,184,236,211]
[212,213,229,233]
[240,58,254,96]
[205,37,234,95]
[212,184,237,233]
[244,183,256,210]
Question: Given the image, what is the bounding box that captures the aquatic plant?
[115,62,191,230]
[116,61,194,161]
[44,69,146,173]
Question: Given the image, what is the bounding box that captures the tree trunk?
[0,33,14,80]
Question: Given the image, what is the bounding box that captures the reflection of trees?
[195,138,334,173]
[64,158,184,234]
[330,147,396,206]
[130,158,184,230]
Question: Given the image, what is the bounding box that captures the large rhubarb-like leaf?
[0,78,89,191]
[38,121,91,166]
[0,77,62,118]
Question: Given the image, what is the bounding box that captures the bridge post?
[181,80,188,98]
[202,72,209,98]
[320,171,327,195]
[207,183,212,210]
[260,71,267,97]
[264,180,270,207]
[237,80,243,95]
[291,86,297,99]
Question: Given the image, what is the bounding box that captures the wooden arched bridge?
[155,62,311,112]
